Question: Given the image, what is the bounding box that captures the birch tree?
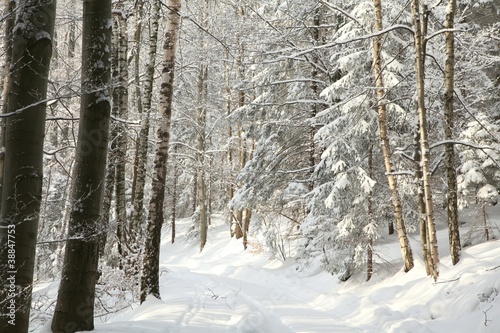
[443,0,460,266]
[411,0,439,280]
[51,0,112,331]
[130,0,160,250]
[0,1,56,331]
[113,4,129,267]
[372,0,413,272]
[141,0,181,303]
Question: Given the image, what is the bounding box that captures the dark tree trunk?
[444,0,461,266]
[0,1,56,332]
[51,1,112,331]
[0,0,17,214]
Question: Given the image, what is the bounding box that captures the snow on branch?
[425,28,465,42]
[319,0,365,29]
[290,24,414,58]
[430,140,497,151]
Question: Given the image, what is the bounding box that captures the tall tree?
[51,0,112,331]
[0,0,17,213]
[197,64,209,251]
[372,0,414,272]
[130,0,160,250]
[141,0,181,303]
[113,5,130,267]
[443,0,460,265]
[0,1,56,331]
[411,0,439,280]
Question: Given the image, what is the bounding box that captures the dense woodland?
[0,0,499,332]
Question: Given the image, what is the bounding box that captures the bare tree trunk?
[444,0,461,266]
[242,209,252,250]
[224,62,235,236]
[412,0,439,281]
[234,36,247,241]
[0,0,15,101]
[99,13,121,259]
[140,0,181,303]
[483,204,489,241]
[308,6,323,192]
[197,64,209,252]
[0,1,55,331]
[372,0,414,272]
[172,145,178,244]
[367,144,374,282]
[130,0,160,248]
[131,0,144,202]
[414,127,431,275]
[0,0,16,213]
[114,8,129,266]
[51,0,112,331]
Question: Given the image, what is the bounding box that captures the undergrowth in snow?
[32,206,500,332]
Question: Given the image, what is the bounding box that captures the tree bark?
[51,1,112,331]
[412,0,439,281]
[372,0,414,272]
[130,0,143,203]
[130,0,160,249]
[413,127,431,275]
[367,144,374,282]
[0,0,17,214]
[140,0,181,303]
[444,0,461,266]
[0,1,55,331]
[113,7,129,266]
[197,64,209,252]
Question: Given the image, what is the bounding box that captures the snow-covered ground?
[34,206,500,332]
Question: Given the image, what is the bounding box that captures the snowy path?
[35,208,500,333]
[93,215,362,333]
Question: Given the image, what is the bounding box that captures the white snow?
[33,208,500,333]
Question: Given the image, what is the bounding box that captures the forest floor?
[34,206,500,332]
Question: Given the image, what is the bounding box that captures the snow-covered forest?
[1,0,500,332]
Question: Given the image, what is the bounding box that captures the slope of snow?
[34,207,500,332]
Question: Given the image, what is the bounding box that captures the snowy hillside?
[34,208,500,333]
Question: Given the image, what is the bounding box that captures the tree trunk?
[140,0,181,303]
[0,1,55,331]
[130,0,160,249]
[414,127,431,275]
[99,13,121,259]
[114,8,129,266]
[172,145,178,244]
[197,64,209,252]
[223,48,235,236]
[130,0,143,203]
[372,0,414,272]
[412,0,439,281]
[51,1,112,331]
[242,208,252,250]
[0,0,16,213]
[444,0,461,266]
[367,144,374,282]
